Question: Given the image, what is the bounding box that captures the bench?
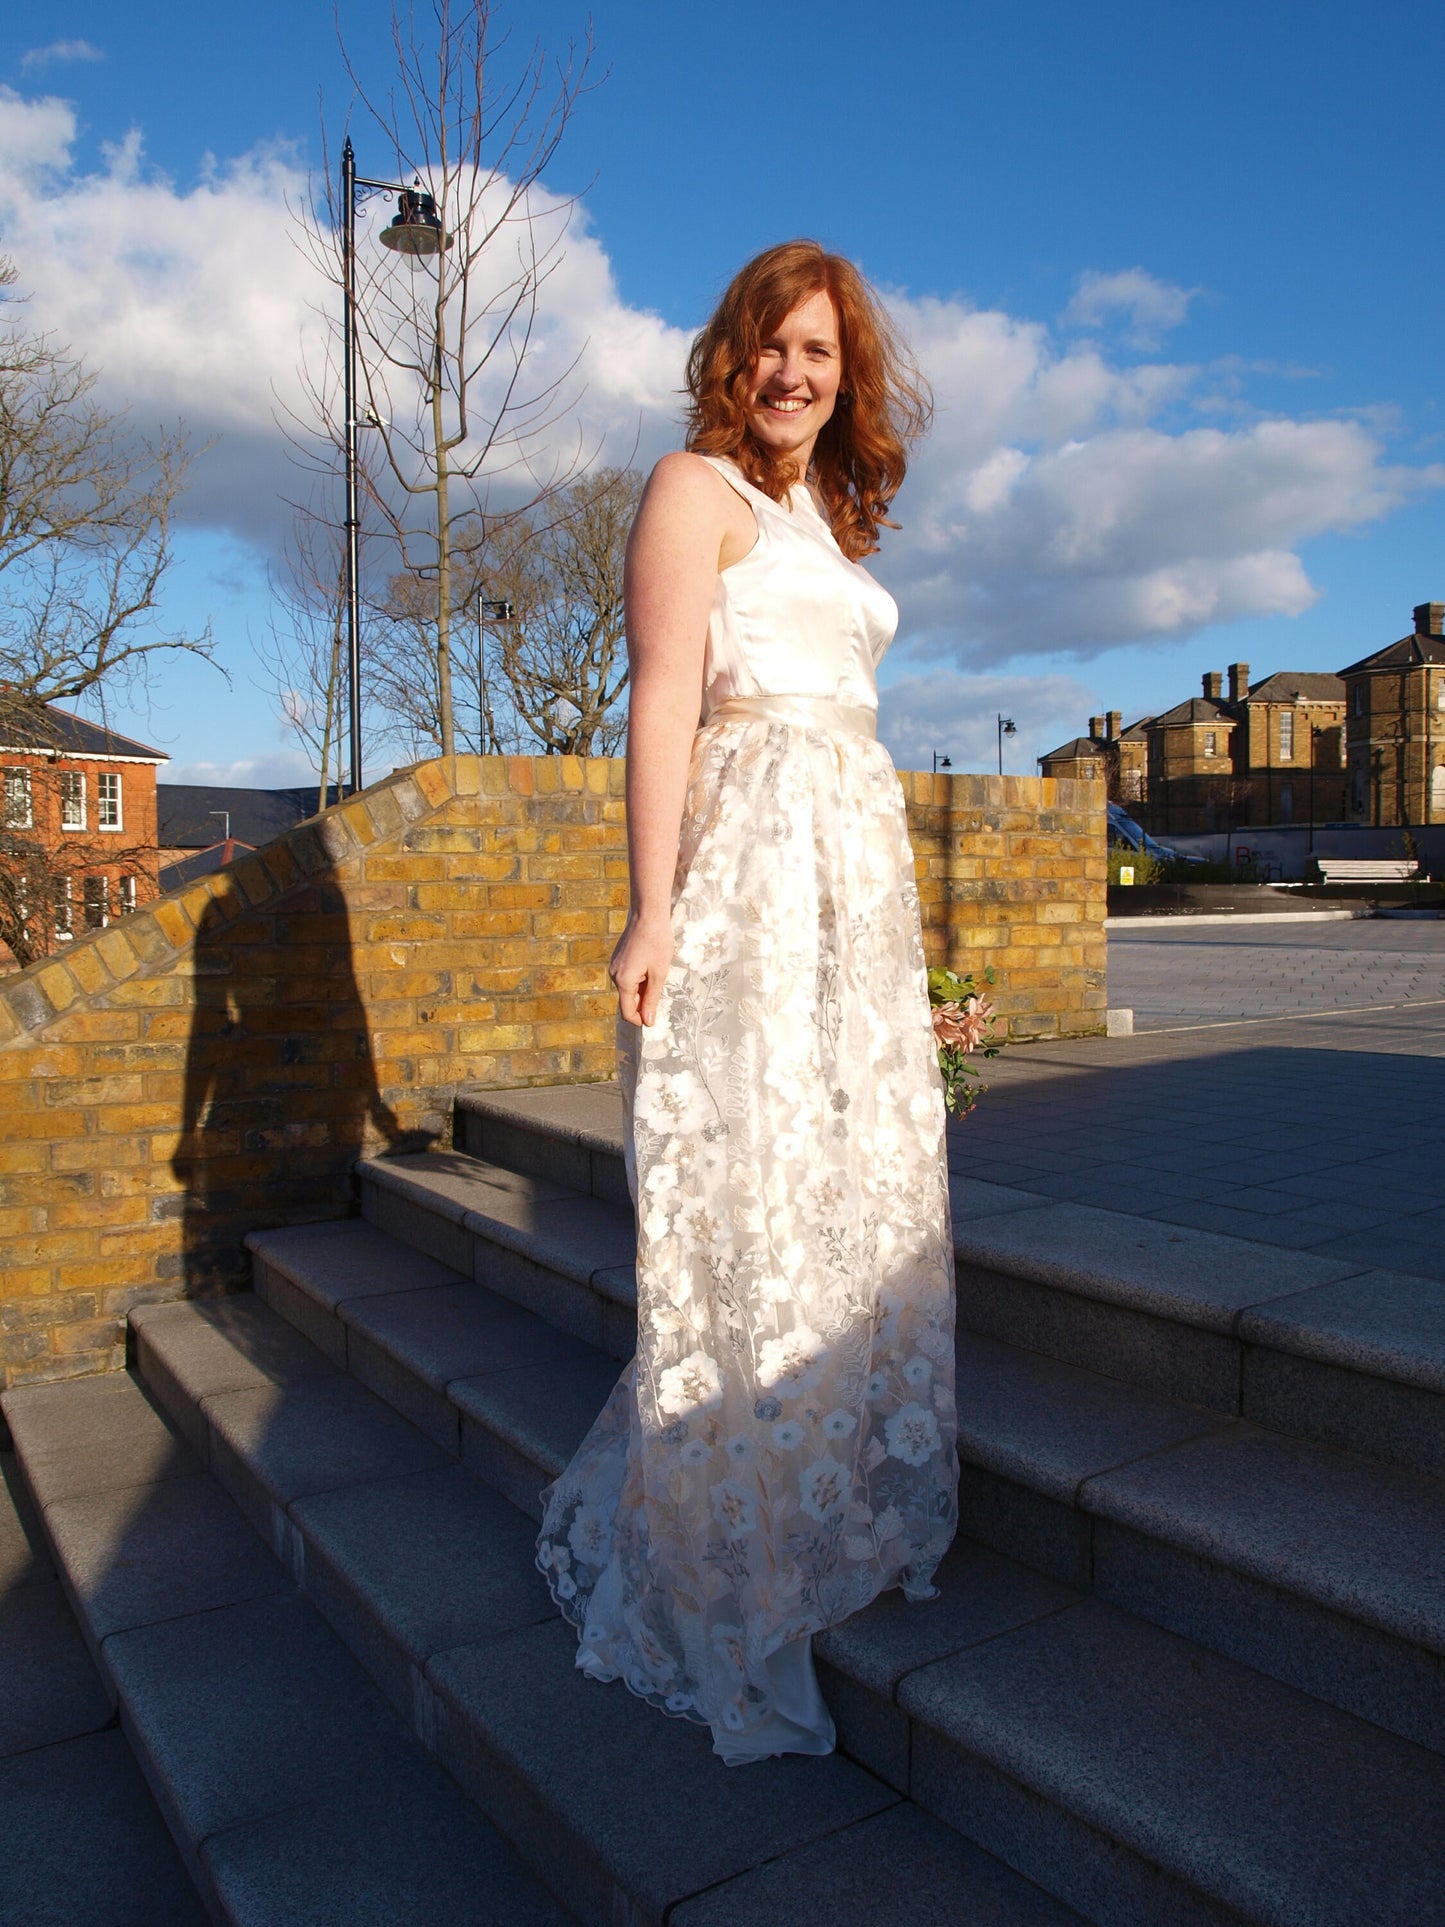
[1312,858,1420,884]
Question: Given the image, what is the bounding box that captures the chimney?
[1414,602,1444,637]
[1106,710,1121,740]
[1089,715,1106,741]
[1228,662,1249,702]
[1202,671,1223,701]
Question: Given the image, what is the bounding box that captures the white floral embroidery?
[656,1350,723,1417]
[884,1402,942,1467]
[537,672,958,1747]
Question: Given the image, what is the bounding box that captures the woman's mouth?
[759,396,810,415]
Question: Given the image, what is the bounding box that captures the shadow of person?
[172,853,424,1301]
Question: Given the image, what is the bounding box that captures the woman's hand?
[610,911,673,1028]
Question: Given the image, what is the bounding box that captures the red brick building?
[0,707,167,963]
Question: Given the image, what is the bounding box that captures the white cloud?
[0,86,1438,684]
[19,41,104,70]
[878,669,1098,776]
[1062,267,1198,348]
[164,748,320,788]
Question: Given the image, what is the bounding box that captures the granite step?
[241,1226,1445,1925]
[254,1216,1445,1767]
[446,1086,1445,1483]
[129,1287,1079,1927]
[0,1372,576,1926]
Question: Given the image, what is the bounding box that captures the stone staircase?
[5,1081,1445,1924]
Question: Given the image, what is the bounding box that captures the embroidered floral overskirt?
[537,715,958,1738]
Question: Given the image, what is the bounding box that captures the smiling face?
[742,288,843,477]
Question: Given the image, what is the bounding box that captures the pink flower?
[932,996,992,1054]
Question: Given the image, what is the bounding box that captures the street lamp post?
[475,598,515,753]
[931,751,952,775]
[340,139,449,796]
[996,713,1017,776]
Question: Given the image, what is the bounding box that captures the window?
[1204,730,1217,756]
[83,875,109,930]
[54,877,73,940]
[1353,683,1364,716]
[3,768,32,829]
[1279,783,1294,823]
[119,874,137,915]
[1434,766,1445,814]
[1437,682,1445,712]
[1279,712,1294,762]
[97,772,122,829]
[60,770,86,829]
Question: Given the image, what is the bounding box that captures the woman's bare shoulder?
[644,448,732,503]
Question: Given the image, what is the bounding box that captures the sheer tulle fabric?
[536,713,958,1749]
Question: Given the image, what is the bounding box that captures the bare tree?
[295,0,598,761]
[0,258,211,741]
[369,464,640,757]
[254,511,351,816]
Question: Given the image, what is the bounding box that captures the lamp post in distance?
[931,751,952,775]
[996,713,1017,775]
[340,139,450,797]
[476,598,516,755]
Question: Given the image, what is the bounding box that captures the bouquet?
[928,965,1001,1116]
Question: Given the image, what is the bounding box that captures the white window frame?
[54,876,73,940]
[60,769,87,830]
[96,771,123,831]
[83,875,109,930]
[1204,730,1217,757]
[4,767,33,830]
[1278,711,1294,762]
[119,874,137,915]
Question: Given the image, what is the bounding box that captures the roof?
[1246,671,1345,702]
[158,839,257,892]
[1039,736,1107,763]
[1151,696,1234,728]
[1338,633,1445,677]
[157,783,344,851]
[0,703,167,763]
[1118,717,1153,740]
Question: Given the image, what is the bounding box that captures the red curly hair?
[685,240,930,561]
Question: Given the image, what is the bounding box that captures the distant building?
[0,706,167,958]
[1040,660,1348,834]
[156,783,343,874]
[1339,603,1445,827]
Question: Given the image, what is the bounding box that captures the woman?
[536,240,957,1766]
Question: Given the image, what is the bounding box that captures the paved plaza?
[956,917,1445,1282]
[1107,915,1445,1030]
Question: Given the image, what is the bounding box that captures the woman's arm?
[610,453,742,1027]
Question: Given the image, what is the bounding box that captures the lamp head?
[379,185,448,258]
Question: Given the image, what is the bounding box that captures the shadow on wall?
[172,859,428,1297]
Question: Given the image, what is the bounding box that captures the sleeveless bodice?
[697,455,899,720]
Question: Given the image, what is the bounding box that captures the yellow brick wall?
[0,756,1104,1390]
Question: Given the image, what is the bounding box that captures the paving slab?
[43,1471,288,1647]
[343,1279,596,1389]
[955,1333,1228,1503]
[670,1798,1085,1926]
[0,1729,206,1927]
[291,1462,552,1678]
[249,1217,468,1310]
[132,1295,338,1453]
[202,1369,450,1537]
[105,1588,425,1844]
[953,1201,1363,1332]
[428,1615,898,1927]
[2,1372,192,1508]
[1240,1268,1445,1393]
[816,1539,1077,1786]
[901,1599,1445,1927]
[1084,1422,1445,1653]
[453,1351,620,1488]
[201,1747,570,1927]
[0,1580,113,1756]
[0,1449,52,1591]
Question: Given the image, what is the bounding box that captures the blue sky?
[2,0,1442,780]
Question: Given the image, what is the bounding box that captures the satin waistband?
[701,694,878,740]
